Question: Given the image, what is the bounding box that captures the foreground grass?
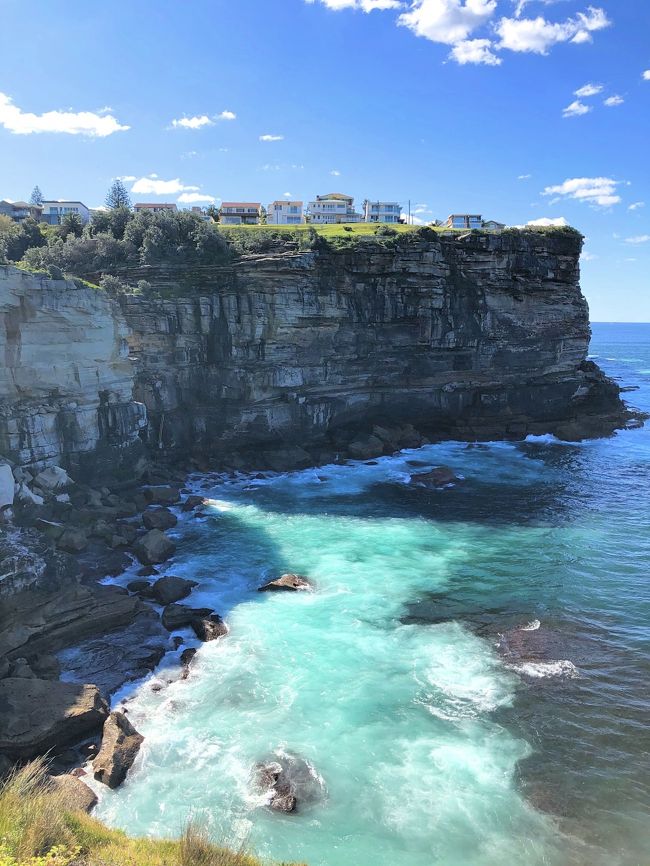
[0,762,305,866]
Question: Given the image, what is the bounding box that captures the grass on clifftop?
[0,762,305,866]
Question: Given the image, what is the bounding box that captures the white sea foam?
[512,659,579,679]
[520,619,541,631]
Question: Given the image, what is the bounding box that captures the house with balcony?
[363,201,402,223]
[267,200,304,225]
[307,193,361,224]
[219,203,261,225]
[134,202,178,214]
[0,200,42,222]
[446,214,483,230]
[482,219,506,231]
[40,201,91,225]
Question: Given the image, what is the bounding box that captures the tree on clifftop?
[105,179,132,210]
[29,185,44,206]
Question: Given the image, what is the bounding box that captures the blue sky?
[0,0,648,320]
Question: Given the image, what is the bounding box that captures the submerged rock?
[254,753,324,814]
[181,495,207,512]
[411,466,460,488]
[93,711,144,789]
[258,573,313,592]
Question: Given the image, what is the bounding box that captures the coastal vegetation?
[0,761,304,866]
[0,208,582,287]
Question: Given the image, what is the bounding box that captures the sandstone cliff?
[119,230,628,461]
[0,231,632,472]
[0,266,146,475]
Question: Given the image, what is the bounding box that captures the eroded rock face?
[0,678,108,759]
[0,266,146,476]
[93,711,144,788]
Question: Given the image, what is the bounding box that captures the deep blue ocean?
[92,322,650,866]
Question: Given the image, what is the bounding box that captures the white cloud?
[217,110,236,121]
[116,175,136,182]
[496,6,610,54]
[581,250,598,261]
[131,176,199,195]
[330,169,341,176]
[542,176,621,208]
[171,115,214,130]
[451,38,502,64]
[643,70,650,81]
[259,134,284,141]
[398,0,497,46]
[283,192,293,197]
[604,95,624,107]
[563,100,591,117]
[625,235,650,244]
[628,201,645,211]
[177,192,217,204]
[518,173,532,180]
[0,91,129,137]
[574,82,603,97]
[527,216,568,227]
[306,0,401,10]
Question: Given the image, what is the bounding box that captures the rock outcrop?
[0,678,108,759]
[93,711,144,788]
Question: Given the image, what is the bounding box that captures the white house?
[364,201,402,223]
[40,201,91,225]
[267,200,304,225]
[307,193,361,224]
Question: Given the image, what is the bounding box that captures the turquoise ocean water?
[94,323,650,866]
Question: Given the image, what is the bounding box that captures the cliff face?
[0,232,630,472]
[0,266,146,474]
[119,231,626,460]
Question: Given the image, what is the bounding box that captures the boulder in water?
[162,604,212,631]
[191,613,228,641]
[254,753,324,814]
[133,529,176,565]
[150,575,198,605]
[258,573,313,592]
[181,495,207,512]
[93,711,144,789]
[142,508,178,531]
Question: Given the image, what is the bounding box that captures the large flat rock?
[0,678,108,759]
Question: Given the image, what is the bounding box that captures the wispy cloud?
[562,100,591,118]
[306,0,401,11]
[628,201,645,211]
[625,234,650,244]
[604,95,624,107]
[217,110,236,121]
[330,169,341,176]
[496,6,610,54]
[518,173,532,180]
[542,176,622,208]
[574,82,603,97]
[643,70,650,81]
[171,115,214,130]
[259,133,284,141]
[451,38,501,65]
[0,91,129,136]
